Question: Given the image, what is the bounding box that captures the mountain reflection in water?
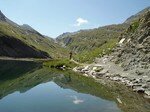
[0,60,149,112]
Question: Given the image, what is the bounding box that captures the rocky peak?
[0,10,6,21]
[21,24,35,31]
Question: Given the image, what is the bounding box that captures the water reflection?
[0,60,40,81]
[0,60,149,112]
[0,81,122,112]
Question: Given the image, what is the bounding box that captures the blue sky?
[0,0,149,38]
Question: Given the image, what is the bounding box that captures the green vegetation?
[128,21,140,33]
[0,21,68,58]
[131,21,139,32]
[0,60,40,81]
[94,67,103,72]
[57,24,127,53]
[74,38,118,63]
[43,59,77,69]
[57,24,127,63]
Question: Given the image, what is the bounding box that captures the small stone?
[132,83,142,87]
[113,77,120,81]
[89,70,94,76]
[82,69,89,72]
[143,75,148,78]
[92,67,97,71]
[63,65,66,68]
[141,84,148,88]
[146,79,150,82]
[84,66,89,70]
[83,74,88,77]
[132,78,142,83]
[145,91,150,96]
[133,87,145,93]
[92,72,97,76]
[126,82,134,87]
[135,70,143,75]
[76,67,84,71]
[92,75,96,79]
[117,98,122,104]
[84,71,90,74]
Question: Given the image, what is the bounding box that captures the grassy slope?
[77,20,140,63]
[57,24,128,63]
[43,59,77,69]
[0,21,68,58]
[74,38,118,63]
[57,7,149,63]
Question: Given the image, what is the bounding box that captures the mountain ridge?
[56,7,149,63]
[0,11,68,59]
[125,6,150,23]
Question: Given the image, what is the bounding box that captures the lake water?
[0,81,121,112]
[0,60,149,112]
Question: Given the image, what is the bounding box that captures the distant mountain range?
[0,10,68,59]
[0,7,149,59]
[56,24,128,52]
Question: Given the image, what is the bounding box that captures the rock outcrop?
[112,11,150,77]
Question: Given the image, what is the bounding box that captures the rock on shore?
[73,56,150,98]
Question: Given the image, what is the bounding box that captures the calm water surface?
[0,60,149,112]
[0,81,121,112]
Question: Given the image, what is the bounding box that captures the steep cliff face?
[112,11,150,76]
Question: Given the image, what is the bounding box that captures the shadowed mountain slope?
[0,11,68,59]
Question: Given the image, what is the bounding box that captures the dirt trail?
[70,59,87,66]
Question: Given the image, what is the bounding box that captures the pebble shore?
[73,61,150,98]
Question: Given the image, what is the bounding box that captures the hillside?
[72,10,150,100]
[112,11,150,76]
[56,7,149,63]
[57,23,128,63]
[0,33,49,58]
[57,24,128,53]
[0,11,68,59]
[125,6,150,23]
[0,7,149,60]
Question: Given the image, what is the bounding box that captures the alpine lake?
[0,60,149,112]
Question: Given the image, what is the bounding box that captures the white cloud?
[70,95,84,104]
[74,17,88,26]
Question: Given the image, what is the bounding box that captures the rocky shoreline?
[73,57,150,99]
